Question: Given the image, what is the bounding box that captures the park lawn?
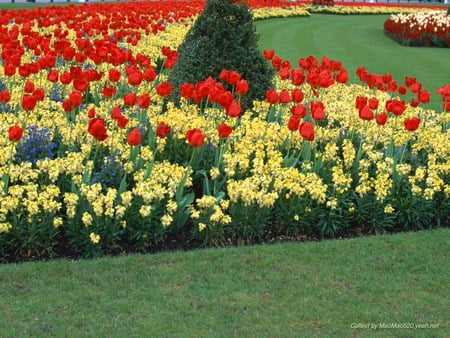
[0,228,448,337]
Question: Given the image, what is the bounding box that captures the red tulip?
[156,121,171,138]
[266,89,279,104]
[21,94,37,111]
[385,99,407,116]
[287,115,301,131]
[359,105,374,121]
[217,123,233,138]
[235,79,249,95]
[88,117,108,141]
[108,68,121,82]
[376,112,388,125]
[291,89,304,103]
[226,101,241,118]
[117,115,129,128]
[404,117,420,131]
[263,49,275,60]
[138,93,151,108]
[127,128,142,146]
[8,125,23,142]
[279,89,291,104]
[123,92,137,106]
[299,121,315,141]
[186,128,205,147]
[155,81,173,97]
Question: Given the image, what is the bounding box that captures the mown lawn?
[0,228,448,337]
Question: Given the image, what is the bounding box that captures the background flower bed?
[384,10,450,47]
[0,1,449,262]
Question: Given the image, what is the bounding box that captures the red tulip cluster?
[180,70,249,118]
[384,11,450,48]
[356,67,431,109]
[436,84,450,112]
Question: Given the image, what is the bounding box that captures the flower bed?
[384,10,450,47]
[0,2,449,261]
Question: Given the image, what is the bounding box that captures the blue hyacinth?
[15,125,57,165]
[92,155,125,189]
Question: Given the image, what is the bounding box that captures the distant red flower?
[405,76,417,87]
[0,90,11,103]
[180,82,195,99]
[8,125,23,142]
[111,105,122,119]
[4,64,16,77]
[143,67,157,82]
[217,123,233,138]
[138,93,151,108]
[355,96,368,110]
[398,85,407,95]
[235,79,249,95]
[156,121,171,138]
[226,101,241,117]
[117,115,129,128]
[418,89,430,104]
[33,88,45,101]
[291,103,307,118]
[47,69,59,82]
[368,97,379,110]
[299,121,315,141]
[123,92,137,106]
[69,91,83,107]
[404,116,420,131]
[102,84,117,98]
[410,98,420,108]
[88,117,108,141]
[109,68,121,82]
[359,105,374,121]
[226,70,240,85]
[127,128,142,146]
[186,128,205,147]
[87,107,96,119]
[291,88,304,103]
[291,68,304,86]
[263,49,275,60]
[21,93,37,111]
[410,82,422,93]
[155,81,173,97]
[24,80,35,93]
[287,115,301,131]
[73,77,89,92]
[279,89,291,104]
[385,99,407,116]
[376,112,388,125]
[311,101,325,121]
[266,89,279,104]
[60,72,72,85]
[335,68,349,84]
[128,71,143,86]
[218,91,233,108]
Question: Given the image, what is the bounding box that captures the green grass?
[256,14,450,112]
[0,228,448,337]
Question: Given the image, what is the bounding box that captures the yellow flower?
[53,217,63,228]
[384,204,395,214]
[161,214,173,228]
[198,222,207,231]
[82,212,93,227]
[0,222,12,233]
[89,232,100,245]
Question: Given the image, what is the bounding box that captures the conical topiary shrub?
[167,0,274,110]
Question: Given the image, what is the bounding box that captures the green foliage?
[167,0,274,110]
